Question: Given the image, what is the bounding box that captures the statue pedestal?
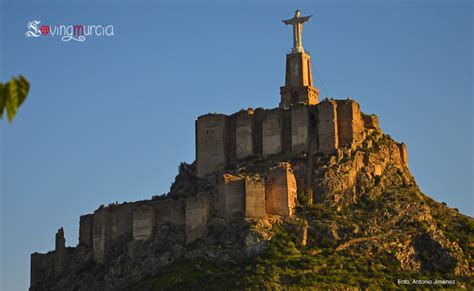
[279,52,319,109]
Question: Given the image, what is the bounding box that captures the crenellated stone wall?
[76,199,188,265]
[30,198,185,287]
[196,99,379,177]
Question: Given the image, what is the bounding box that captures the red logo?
[40,25,49,35]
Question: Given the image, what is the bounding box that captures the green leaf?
[5,79,19,122]
[0,83,4,119]
[17,75,30,106]
[1,75,30,122]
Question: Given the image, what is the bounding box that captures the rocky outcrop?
[30,115,473,290]
[313,132,412,209]
[414,230,470,276]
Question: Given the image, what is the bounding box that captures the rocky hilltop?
[29,109,473,290]
[29,10,473,290]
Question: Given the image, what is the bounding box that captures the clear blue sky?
[1,0,472,290]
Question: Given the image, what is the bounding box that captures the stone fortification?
[29,161,304,288]
[30,121,413,290]
[196,99,380,177]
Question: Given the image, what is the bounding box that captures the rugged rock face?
[30,120,473,290]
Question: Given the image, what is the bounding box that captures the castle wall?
[262,108,282,155]
[218,174,245,218]
[225,114,237,168]
[235,110,254,159]
[245,176,266,218]
[92,208,112,263]
[196,114,227,177]
[336,100,364,147]
[195,101,382,177]
[291,104,309,153]
[79,200,185,263]
[281,108,292,153]
[88,204,136,263]
[185,196,209,244]
[265,163,297,216]
[111,204,133,239]
[214,182,226,218]
[317,100,338,153]
[132,204,155,241]
[79,214,93,247]
[154,199,185,226]
[252,108,265,155]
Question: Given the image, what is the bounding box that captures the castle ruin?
[29,11,409,290]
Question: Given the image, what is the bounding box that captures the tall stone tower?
[280,10,319,109]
